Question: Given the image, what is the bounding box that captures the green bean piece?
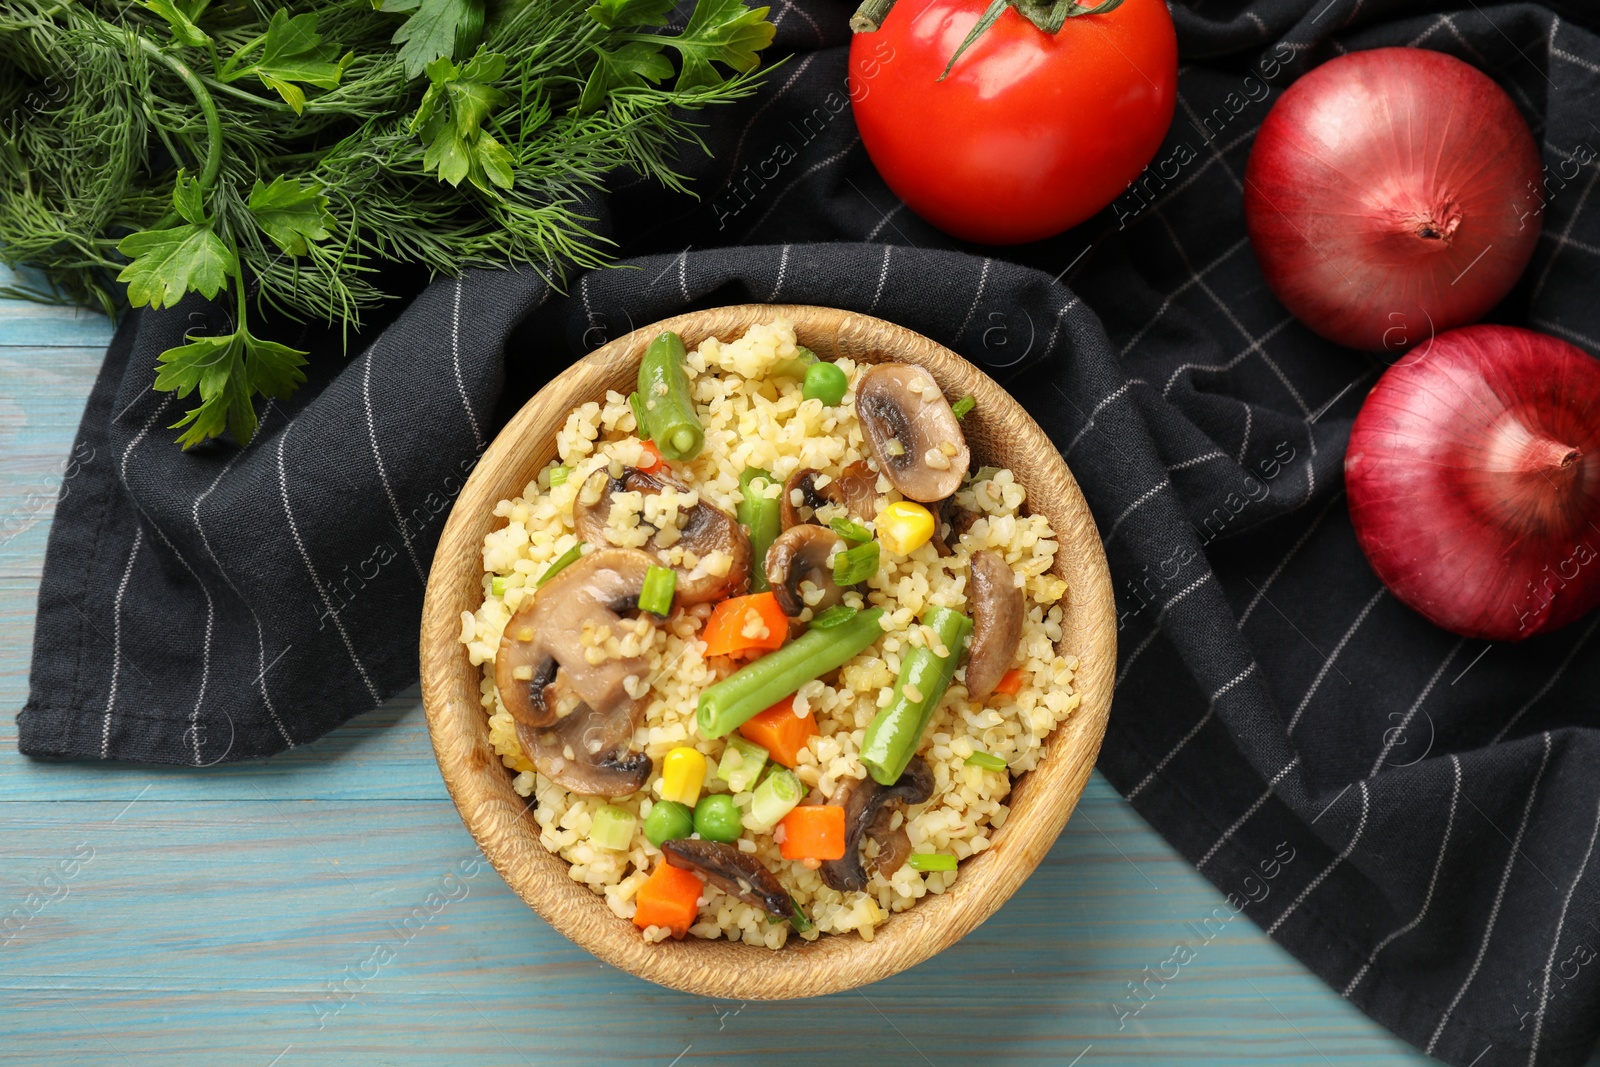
[637,331,704,461]
[809,604,858,629]
[638,564,676,616]
[907,853,958,872]
[737,467,782,593]
[696,608,886,739]
[859,605,972,785]
[771,345,819,379]
[951,395,976,420]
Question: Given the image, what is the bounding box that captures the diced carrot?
[633,861,702,938]
[738,696,819,768]
[636,439,665,473]
[777,804,847,861]
[701,592,788,657]
[993,668,1026,696]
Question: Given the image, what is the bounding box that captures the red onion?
[1345,326,1600,641]
[1244,48,1542,352]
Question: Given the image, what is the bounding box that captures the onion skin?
[1346,326,1600,641]
[1244,48,1542,352]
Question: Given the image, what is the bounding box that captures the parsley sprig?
[0,0,774,448]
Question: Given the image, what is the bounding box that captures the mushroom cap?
[856,364,970,503]
[662,839,792,918]
[965,549,1025,700]
[764,523,849,617]
[819,756,936,892]
[495,548,656,728]
[514,705,651,797]
[779,461,881,530]
[574,467,750,604]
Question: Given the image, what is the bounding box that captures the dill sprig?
[0,0,774,447]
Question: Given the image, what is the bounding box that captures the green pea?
[802,361,849,406]
[643,800,694,847]
[693,794,743,843]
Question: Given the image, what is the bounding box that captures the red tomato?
[849,0,1178,244]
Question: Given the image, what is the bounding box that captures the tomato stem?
[938,0,1127,79]
[850,0,895,32]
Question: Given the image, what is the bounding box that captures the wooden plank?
[0,788,1427,1066]
[0,265,115,349]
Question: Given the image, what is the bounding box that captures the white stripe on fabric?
[1196,756,1301,871]
[1167,451,1226,472]
[768,244,790,302]
[868,245,892,312]
[363,350,426,583]
[1286,586,1386,733]
[1492,615,1600,744]
[1528,790,1600,1065]
[450,278,484,449]
[1128,663,1257,800]
[193,402,294,748]
[724,54,816,179]
[1176,96,1244,193]
[1368,638,1463,776]
[1238,492,1342,625]
[1426,731,1554,1055]
[101,527,145,759]
[1266,782,1368,936]
[1161,316,1295,399]
[1102,480,1169,545]
[1344,756,1462,997]
[1115,572,1215,689]
[1064,379,1147,456]
[1041,297,1082,356]
[866,202,905,241]
[1119,238,1250,359]
[743,137,861,238]
[1235,402,1252,463]
[954,258,992,343]
[277,427,382,702]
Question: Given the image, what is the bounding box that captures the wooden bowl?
[420,304,1115,999]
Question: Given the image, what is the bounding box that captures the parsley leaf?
[154,326,308,448]
[586,0,676,29]
[141,0,210,47]
[115,173,236,309]
[247,177,334,256]
[382,0,486,80]
[666,0,774,90]
[579,41,674,112]
[411,49,514,193]
[222,10,352,114]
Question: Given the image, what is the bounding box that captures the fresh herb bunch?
[0,0,774,447]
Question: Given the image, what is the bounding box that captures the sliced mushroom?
[965,549,1025,700]
[495,548,656,727]
[856,364,970,502]
[765,524,849,617]
[661,839,792,919]
[514,700,651,797]
[780,461,881,530]
[573,467,751,604]
[819,757,936,892]
[864,806,913,878]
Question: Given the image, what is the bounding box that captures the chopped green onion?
[589,805,636,851]
[537,542,585,586]
[788,895,814,932]
[697,608,885,738]
[833,540,880,586]
[638,564,676,616]
[809,604,858,630]
[829,516,873,544]
[628,390,649,434]
[951,395,976,420]
[737,467,782,593]
[965,750,1007,772]
[490,576,507,598]
[549,464,571,488]
[907,853,957,872]
[716,735,770,794]
[749,767,803,830]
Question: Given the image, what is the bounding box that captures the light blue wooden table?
[0,266,1516,1066]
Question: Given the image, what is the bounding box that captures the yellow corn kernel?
[659,746,706,806]
[877,501,935,556]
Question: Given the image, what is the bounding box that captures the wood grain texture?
[0,284,1510,1065]
[420,305,1118,1000]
